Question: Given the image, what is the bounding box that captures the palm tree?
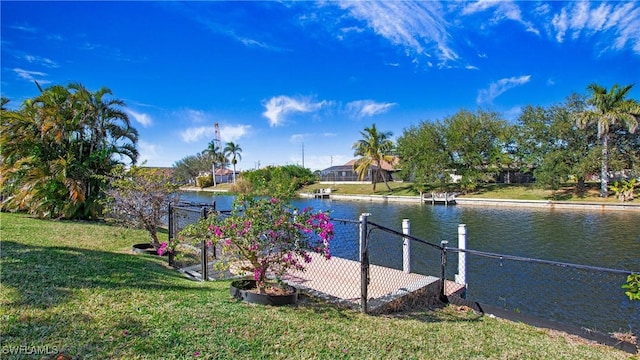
[576,83,640,197]
[204,141,220,186]
[352,123,395,191]
[224,141,243,184]
[0,82,138,219]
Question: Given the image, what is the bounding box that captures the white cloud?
[13,68,50,84]
[10,24,37,33]
[477,75,531,105]
[262,95,329,127]
[461,0,539,35]
[126,109,153,127]
[219,124,251,143]
[180,126,214,143]
[183,109,209,123]
[24,54,59,68]
[337,1,458,66]
[136,140,161,166]
[551,2,640,54]
[551,8,568,43]
[180,123,250,144]
[346,100,396,118]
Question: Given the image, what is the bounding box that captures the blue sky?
[2,1,639,171]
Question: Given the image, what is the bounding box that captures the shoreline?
[297,192,640,212]
[180,187,640,212]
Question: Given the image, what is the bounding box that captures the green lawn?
[300,182,634,203]
[1,213,635,359]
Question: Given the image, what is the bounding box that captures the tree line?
[393,83,639,197]
[2,81,638,220]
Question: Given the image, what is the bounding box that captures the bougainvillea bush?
[171,196,334,291]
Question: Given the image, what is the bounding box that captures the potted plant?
[174,196,334,304]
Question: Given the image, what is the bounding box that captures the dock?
[422,192,456,205]
[180,252,465,313]
[313,188,332,199]
[283,253,460,312]
[239,253,464,312]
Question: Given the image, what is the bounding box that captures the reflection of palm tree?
[352,123,395,191]
[577,83,640,197]
[224,142,243,184]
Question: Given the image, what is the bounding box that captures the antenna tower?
[214,122,222,150]
[213,122,222,186]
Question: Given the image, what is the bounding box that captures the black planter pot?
[132,243,157,255]
[230,279,298,306]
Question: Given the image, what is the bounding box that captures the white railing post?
[402,219,411,273]
[455,224,467,285]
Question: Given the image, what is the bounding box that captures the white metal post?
[455,224,467,285]
[402,219,411,273]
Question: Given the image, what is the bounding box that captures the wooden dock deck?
[422,192,456,205]
[282,253,465,312]
[181,253,465,312]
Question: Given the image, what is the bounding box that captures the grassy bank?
[300,182,632,203]
[1,213,635,359]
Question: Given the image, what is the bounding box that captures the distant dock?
[422,192,456,205]
[313,188,332,199]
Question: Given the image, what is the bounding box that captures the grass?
[1,213,637,359]
[299,182,635,203]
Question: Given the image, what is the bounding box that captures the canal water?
[180,192,640,335]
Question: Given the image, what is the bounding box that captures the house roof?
[322,157,399,172]
[344,157,398,171]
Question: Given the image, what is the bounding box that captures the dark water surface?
[181,192,640,334]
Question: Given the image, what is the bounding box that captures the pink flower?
[213,226,223,237]
[157,242,168,256]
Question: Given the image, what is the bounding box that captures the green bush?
[240,165,317,198]
[196,175,213,188]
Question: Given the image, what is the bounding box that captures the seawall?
[298,192,640,212]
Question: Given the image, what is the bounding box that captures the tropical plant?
[176,196,334,292]
[103,165,179,247]
[203,141,220,187]
[622,274,640,301]
[240,165,316,198]
[224,141,243,184]
[0,83,138,219]
[352,124,395,191]
[576,83,640,197]
[608,178,636,202]
[172,152,213,185]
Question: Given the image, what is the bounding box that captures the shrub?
[196,175,213,188]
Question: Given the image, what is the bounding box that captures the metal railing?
[165,205,639,341]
